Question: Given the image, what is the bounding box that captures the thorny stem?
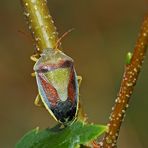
[21,0,59,52]
[98,15,148,148]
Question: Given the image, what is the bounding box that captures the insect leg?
[30,53,40,62]
[34,94,44,107]
[30,54,40,76]
[31,72,36,77]
[77,76,82,87]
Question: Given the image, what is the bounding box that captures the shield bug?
[33,48,80,125]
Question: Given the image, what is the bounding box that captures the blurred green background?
[0,0,148,147]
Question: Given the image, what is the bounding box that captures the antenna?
[55,28,75,49]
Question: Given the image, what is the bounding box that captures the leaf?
[16,121,107,148]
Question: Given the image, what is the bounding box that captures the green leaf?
[16,121,107,148]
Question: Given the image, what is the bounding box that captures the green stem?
[21,0,59,52]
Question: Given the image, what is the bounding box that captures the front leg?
[34,94,44,107]
[30,53,40,62]
[31,72,36,77]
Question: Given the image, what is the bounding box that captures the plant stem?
[99,15,148,148]
[20,0,59,52]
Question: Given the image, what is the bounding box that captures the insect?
[31,48,82,125]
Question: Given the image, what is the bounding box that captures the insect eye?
[35,66,49,73]
[41,66,49,73]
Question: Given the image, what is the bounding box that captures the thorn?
[126,52,132,65]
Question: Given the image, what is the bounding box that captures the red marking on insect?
[68,67,76,102]
[38,73,59,106]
